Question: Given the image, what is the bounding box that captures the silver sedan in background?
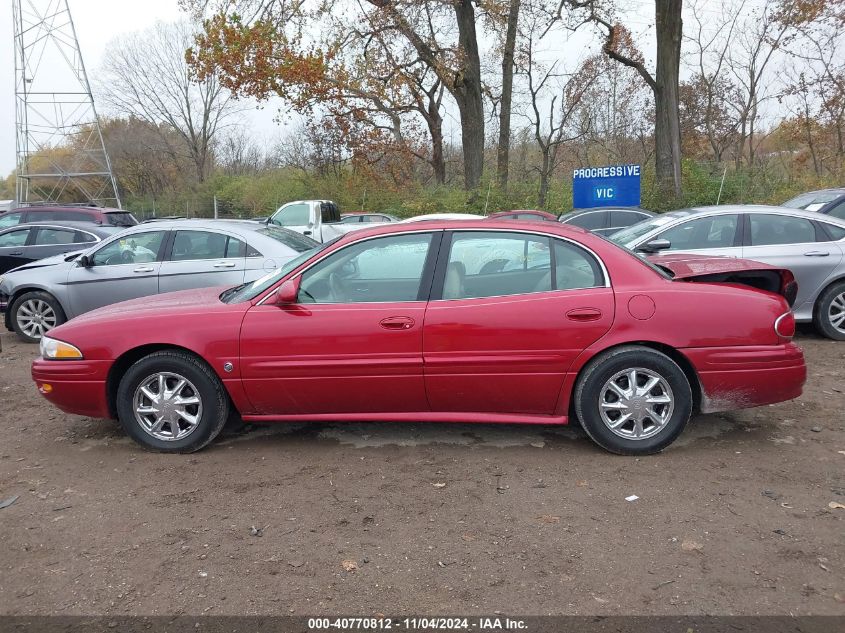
[0,219,318,342]
[609,205,845,340]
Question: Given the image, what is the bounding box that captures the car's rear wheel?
[574,346,693,455]
[813,281,845,341]
[116,350,229,453]
[10,291,66,343]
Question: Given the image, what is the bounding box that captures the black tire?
[573,346,693,455]
[10,291,66,343]
[813,281,845,341]
[116,350,230,453]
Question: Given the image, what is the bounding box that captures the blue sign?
[572,164,641,208]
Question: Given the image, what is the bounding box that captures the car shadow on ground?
[205,411,755,454]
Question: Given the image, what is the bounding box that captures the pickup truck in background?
[265,200,387,242]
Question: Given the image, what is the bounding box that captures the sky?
[0,0,286,176]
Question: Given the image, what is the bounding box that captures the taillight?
[780,272,798,307]
[775,312,796,339]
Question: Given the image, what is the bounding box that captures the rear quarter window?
[820,222,845,241]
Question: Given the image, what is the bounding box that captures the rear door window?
[33,228,78,245]
[443,232,552,299]
[748,214,816,246]
[170,231,232,261]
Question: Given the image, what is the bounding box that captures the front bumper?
[31,357,113,419]
[683,342,806,413]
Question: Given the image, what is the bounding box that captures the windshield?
[607,211,691,246]
[782,191,843,210]
[255,226,318,252]
[220,238,340,304]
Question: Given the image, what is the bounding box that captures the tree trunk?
[429,114,447,185]
[654,0,683,199]
[497,0,520,190]
[538,150,551,208]
[453,0,485,191]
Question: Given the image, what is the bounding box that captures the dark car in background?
[782,188,845,220]
[0,222,123,274]
[0,204,138,229]
[559,207,655,236]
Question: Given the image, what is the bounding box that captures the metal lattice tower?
[13,0,120,207]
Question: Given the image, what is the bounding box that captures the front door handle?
[213,261,237,268]
[303,230,312,236]
[804,251,830,257]
[133,266,154,273]
[566,307,602,322]
[9,251,22,256]
[379,316,415,330]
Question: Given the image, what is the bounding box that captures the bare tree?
[99,21,239,183]
[683,0,744,162]
[726,1,794,166]
[519,30,597,207]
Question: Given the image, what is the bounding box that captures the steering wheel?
[329,272,346,303]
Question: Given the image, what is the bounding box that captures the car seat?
[443,261,466,299]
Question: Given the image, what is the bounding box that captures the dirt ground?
[0,328,843,616]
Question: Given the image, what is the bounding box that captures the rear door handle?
[303,230,312,236]
[133,266,154,273]
[10,251,22,256]
[379,316,415,330]
[566,308,602,322]
[213,261,237,268]
[804,251,830,257]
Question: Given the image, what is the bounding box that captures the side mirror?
[78,254,93,268]
[274,278,300,305]
[637,238,671,254]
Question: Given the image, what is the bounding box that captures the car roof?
[117,219,267,232]
[678,204,845,222]
[11,221,122,236]
[561,207,653,216]
[791,188,845,196]
[8,204,129,214]
[334,218,594,243]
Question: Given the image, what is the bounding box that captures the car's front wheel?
[574,346,693,455]
[813,281,845,341]
[10,291,66,343]
[116,350,230,452]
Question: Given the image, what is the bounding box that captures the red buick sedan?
[31,220,806,455]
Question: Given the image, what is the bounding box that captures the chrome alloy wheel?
[16,299,57,339]
[828,291,845,334]
[133,372,203,441]
[598,368,675,440]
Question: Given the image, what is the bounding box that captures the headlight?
[40,336,83,360]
